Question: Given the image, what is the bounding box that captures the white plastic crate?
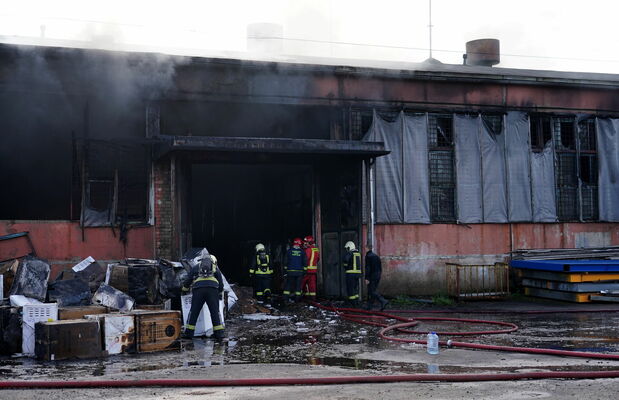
[181,294,225,337]
[22,303,58,356]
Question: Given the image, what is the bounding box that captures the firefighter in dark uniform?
[181,249,225,341]
[283,237,307,302]
[250,243,273,303]
[365,247,389,310]
[342,241,362,306]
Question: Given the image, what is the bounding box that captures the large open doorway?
[190,163,313,286]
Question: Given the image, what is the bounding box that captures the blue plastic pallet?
[510,259,619,273]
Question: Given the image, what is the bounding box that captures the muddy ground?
[2,297,619,399]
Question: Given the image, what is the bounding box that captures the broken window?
[428,114,456,222]
[482,114,503,137]
[530,115,552,151]
[537,115,599,222]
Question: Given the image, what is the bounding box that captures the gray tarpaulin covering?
[480,117,508,222]
[364,111,403,223]
[531,143,558,222]
[596,118,619,222]
[402,113,430,223]
[454,115,482,223]
[505,112,533,221]
[363,111,430,223]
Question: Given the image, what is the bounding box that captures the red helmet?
[303,235,314,244]
[293,238,303,246]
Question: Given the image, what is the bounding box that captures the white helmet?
[344,241,356,251]
[255,243,265,252]
[210,254,218,266]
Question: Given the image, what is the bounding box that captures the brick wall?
[154,158,173,259]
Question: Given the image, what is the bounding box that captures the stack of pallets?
[511,259,619,303]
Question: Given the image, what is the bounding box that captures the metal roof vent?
[464,39,500,67]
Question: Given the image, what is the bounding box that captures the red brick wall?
[154,158,174,260]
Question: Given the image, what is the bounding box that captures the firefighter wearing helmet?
[342,241,362,306]
[283,237,307,303]
[249,242,273,303]
[301,235,320,301]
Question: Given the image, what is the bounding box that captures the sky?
[0,0,617,74]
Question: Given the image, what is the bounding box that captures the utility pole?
[428,0,433,59]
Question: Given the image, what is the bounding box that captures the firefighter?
[342,241,362,306]
[365,247,389,311]
[181,249,225,342]
[283,238,307,303]
[301,235,319,301]
[250,243,273,303]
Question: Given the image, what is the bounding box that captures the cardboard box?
[35,319,102,361]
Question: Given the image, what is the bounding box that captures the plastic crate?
[446,262,509,300]
[22,303,58,356]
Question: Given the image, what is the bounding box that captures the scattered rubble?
[0,251,238,360]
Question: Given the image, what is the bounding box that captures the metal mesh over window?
[581,185,599,221]
[553,117,575,150]
[579,119,597,152]
[556,186,579,221]
[428,114,455,222]
[530,115,552,151]
[428,114,453,148]
[482,114,503,136]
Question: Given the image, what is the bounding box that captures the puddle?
[2,305,619,379]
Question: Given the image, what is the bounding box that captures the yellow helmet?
[255,243,265,252]
[344,241,356,251]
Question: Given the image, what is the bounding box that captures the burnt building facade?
[1,43,618,296]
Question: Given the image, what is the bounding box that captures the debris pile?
[0,250,237,360]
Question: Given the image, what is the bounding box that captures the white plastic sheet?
[596,118,619,222]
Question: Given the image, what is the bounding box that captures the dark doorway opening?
[190,164,313,286]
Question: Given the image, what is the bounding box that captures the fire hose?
[2,303,619,389]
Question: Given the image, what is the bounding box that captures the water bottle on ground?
[427,332,439,355]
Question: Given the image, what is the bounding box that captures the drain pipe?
[367,157,376,250]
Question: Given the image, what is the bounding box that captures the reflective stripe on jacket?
[343,250,362,274]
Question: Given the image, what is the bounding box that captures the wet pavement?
[2,298,619,381]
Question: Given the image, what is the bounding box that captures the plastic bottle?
[427,332,439,355]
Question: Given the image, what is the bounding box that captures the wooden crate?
[132,310,181,353]
[35,319,102,361]
[58,305,108,320]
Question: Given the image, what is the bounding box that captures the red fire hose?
[2,303,619,389]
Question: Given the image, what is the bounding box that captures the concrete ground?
[2,297,619,399]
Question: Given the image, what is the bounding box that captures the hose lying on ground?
[2,303,619,389]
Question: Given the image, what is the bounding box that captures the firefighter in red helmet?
[301,235,319,301]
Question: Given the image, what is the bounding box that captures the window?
[530,115,552,151]
[428,114,456,221]
[532,115,598,222]
[578,119,599,221]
